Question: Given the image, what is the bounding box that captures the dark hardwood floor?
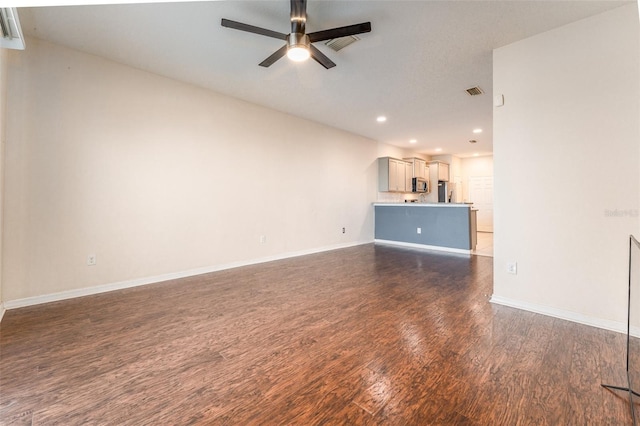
[0,244,632,425]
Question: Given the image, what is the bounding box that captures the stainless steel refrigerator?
[437,181,448,203]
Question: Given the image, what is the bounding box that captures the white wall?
[2,38,378,304]
[492,4,640,331]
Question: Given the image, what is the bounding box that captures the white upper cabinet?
[405,162,413,192]
[439,163,449,181]
[428,161,450,182]
[403,157,427,179]
[378,157,410,192]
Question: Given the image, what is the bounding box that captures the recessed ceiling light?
[473,153,480,157]
[473,128,483,134]
[435,148,442,152]
[376,116,387,123]
[409,139,417,144]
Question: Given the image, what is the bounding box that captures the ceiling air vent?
[465,86,484,96]
[325,35,360,52]
[0,8,25,50]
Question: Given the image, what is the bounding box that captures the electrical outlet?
[87,254,96,266]
[506,262,517,275]
[417,227,422,234]
[342,227,346,234]
[260,235,266,244]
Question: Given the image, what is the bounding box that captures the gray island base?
[374,203,477,254]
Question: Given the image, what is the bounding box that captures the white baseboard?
[374,239,471,255]
[3,240,373,311]
[490,295,627,335]
[0,302,5,322]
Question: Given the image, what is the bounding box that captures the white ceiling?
[17,1,630,157]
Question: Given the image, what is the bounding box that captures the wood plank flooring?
[0,244,632,425]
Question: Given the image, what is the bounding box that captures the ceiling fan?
[221,0,372,69]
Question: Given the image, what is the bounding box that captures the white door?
[469,177,493,232]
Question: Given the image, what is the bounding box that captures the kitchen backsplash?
[376,192,421,203]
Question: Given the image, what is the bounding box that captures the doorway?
[469,176,493,232]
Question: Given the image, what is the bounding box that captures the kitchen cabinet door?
[405,162,413,192]
[378,157,409,192]
[415,159,426,179]
[388,158,399,190]
[428,161,450,182]
[403,157,427,179]
[438,163,450,181]
[421,160,428,179]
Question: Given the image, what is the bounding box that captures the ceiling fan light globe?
[287,46,310,62]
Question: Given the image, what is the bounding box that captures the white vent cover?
[465,86,484,96]
[325,35,360,52]
[0,8,25,50]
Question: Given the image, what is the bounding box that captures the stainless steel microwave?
[412,177,429,193]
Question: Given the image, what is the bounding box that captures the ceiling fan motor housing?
[287,32,310,50]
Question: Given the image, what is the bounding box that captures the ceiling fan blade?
[259,45,288,67]
[309,45,336,69]
[307,22,372,43]
[221,18,287,40]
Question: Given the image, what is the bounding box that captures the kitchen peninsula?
[374,203,477,253]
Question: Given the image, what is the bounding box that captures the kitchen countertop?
[373,202,472,208]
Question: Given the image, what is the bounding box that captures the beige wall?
[492,4,640,330]
[3,38,379,304]
[0,48,7,313]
